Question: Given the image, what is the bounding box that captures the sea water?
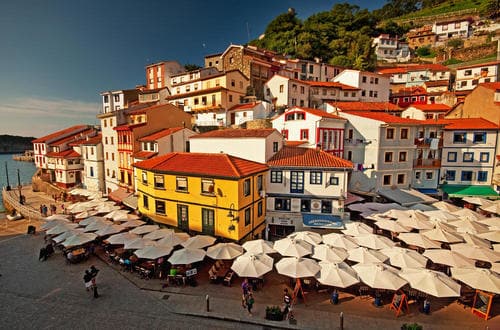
[0,154,36,212]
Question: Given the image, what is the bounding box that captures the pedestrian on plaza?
[283,288,292,317]
[246,291,254,316]
[89,265,99,279]
[45,242,54,258]
[92,278,99,298]
[241,278,249,308]
[61,204,65,214]
[38,247,47,261]
[83,270,93,291]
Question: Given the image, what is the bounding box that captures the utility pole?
[5,162,11,190]
[17,168,23,204]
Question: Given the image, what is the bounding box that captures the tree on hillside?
[253,11,303,56]
[184,64,201,71]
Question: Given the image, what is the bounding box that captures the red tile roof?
[228,102,261,111]
[70,134,102,146]
[328,102,401,112]
[32,125,89,143]
[479,82,500,91]
[50,128,97,146]
[421,118,499,130]
[285,141,308,147]
[268,146,353,168]
[133,151,158,159]
[288,107,346,120]
[424,80,449,87]
[344,111,421,124]
[133,152,268,178]
[304,81,359,90]
[391,86,427,96]
[45,149,81,158]
[408,104,451,112]
[190,128,278,139]
[377,64,450,75]
[456,60,500,70]
[114,123,146,131]
[138,127,184,142]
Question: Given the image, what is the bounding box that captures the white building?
[377,64,451,90]
[277,58,344,82]
[433,18,473,43]
[338,112,419,194]
[266,146,352,239]
[454,60,500,92]
[264,75,310,109]
[271,107,346,157]
[372,34,411,63]
[332,69,390,102]
[227,101,273,126]
[401,104,451,120]
[134,127,197,163]
[80,134,105,193]
[306,81,359,108]
[189,128,284,163]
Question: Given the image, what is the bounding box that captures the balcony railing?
[413,159,441,168]
[414,138,443,147]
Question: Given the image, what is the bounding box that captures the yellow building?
[133,152,268,242]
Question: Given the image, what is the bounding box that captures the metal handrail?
[2,187,43,221]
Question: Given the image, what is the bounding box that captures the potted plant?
[265,305,283,321]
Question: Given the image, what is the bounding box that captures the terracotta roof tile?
[479,82,500,91]
[328,102,401,112]
[133,151,158,159]
[409,104,451,112]
[138,128,184,142]
[268,146,353,168]
[344,111,421,124]
[377,64,450,75]
[190,128,278,139]
[304,81,359,90]
[45,149,81,158]
[424,80,449,87]
[32,125,89,143]
[228,102,262,111]
[133,152,268,178]
[285,141,308,147]
[51,128,97,146]
[421,118,499,129]
[114,123,146,131]
[456,60,500,70]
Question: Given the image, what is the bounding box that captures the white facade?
[372,34,411,63]
[333,70,390,102]
[277,58,343,82]
[81,139,105,193]
[192,111,227,127]
[433,19,472,42]
[455,61,500,91]
[189,129,284,163]
[264,75,310,108]
[228,101,273,126]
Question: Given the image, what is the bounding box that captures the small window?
[383,175,392,185]
[463,152,473,162]
[473,132,486,144]
[447,152,457,162]
[141,171,148,184]
[257,175,263,192]
[257,201,263,216]
[397,174,405,184]
[386,128,395,139]
[310,172,322,185]
[176,177,188,192]
[425,172,433,180]
[330,177,339,185]
[154,175,164,189]
[478,171,488,182]
[301,199,311,212]
[321,200,332,214]
[461,171,473,181]
[275,198,290,211]
[399,151,407,162]
[273,142,279,152]
[155,200,166,215]
[400,128,409,139]
[271,171,283,183]
[143,195,149,209]
[243,179,251,196]
[480,152,489,163]
[300,129,309,140]
[453,132,466,143]
[244,208,251,226]
[415,171,421,180]
[446,170,456,181]
[385,152,393,163]
[201,179,214,194]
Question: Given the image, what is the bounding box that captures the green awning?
[441,185,499,198]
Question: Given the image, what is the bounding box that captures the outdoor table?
[72,248,86,256]
[216,267,228,278]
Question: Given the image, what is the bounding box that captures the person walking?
[83,270,93,291]
[246,291,254,316]
[283,288,292,319]
[241,278,249,308]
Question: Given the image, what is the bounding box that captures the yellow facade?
[136,169,267,242]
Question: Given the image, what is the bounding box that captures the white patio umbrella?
[134,245,173,260]
[46,223,79,235]
[62,232,98,248]
[84,199,113,208]
[352,234,395,250]
[231,252,274,278]
[397,233,442,249]
[168,248,206,265]
[352,263,407,290]
[105,232,140,245]
[315,261,359,288]
[451,267,500,295]
[143,228,175,241]
[207,242,244,260]
[480,202,500,215]
[44,214,70,221]
[460,232,492,249]
[123,237,156,250]
[156,232,190,247]
[322,233,359,250]
[396,212,434,231]
[130,224,160,235]
[181,235,216,249]
[423,249,476,268]
[491,263,500,273]
[242,239,277,254]
[463,196,493,206]
[423,210,459,223]
[450,243,500,263]
[121,219,146,228]
[312,244,348,263]
[421,227,464,244]
[494,244,500,252]
[41,219,70,230]
[478,217,500,228]
[75,210,99,220]
[95,224,127,237]
[68,203,94,214]
[347,247,388,264]
[399,268,461,298]
[432,201,461,213]
[78,216,107,226]
[381,247,428,268]
[374,219,411,233]
[53,228,84,244]
[288,231,322,246]
[341,222,373,236]
[273,237,313,258]
[478,230,500,243]
[448,218,489,234]
[83,219,113,232]
[275,257,320,278]
[451,208,486,221]
[104,209,130,221]
[95,204,121,214]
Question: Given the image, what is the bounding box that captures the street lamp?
[227,203,238,222]
[4,161,11,191]
[17,168,24,204]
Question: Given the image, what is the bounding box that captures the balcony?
[413,158,441,168]
[414,138,442,147]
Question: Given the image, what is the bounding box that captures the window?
[273,142,279,152]
[478,171,488,182]
[275,198,291,211]
[425,172,433,180]
[154,175,164,189]
[480,152,489,163]
[447,152,457,162]
[229,95,233,102]
[446,170,456,181]
[300,129,309,140]
[114,94,120,102]
[290,171,304,193]
[271,170,283,183]
[399,151,407,162]
[461,152,476,163]
[397,174,405,184]
[155,200,166,215]
[386,128,395,139]
[257,201,263,216]
[473,132,486,143]
[244,208,251,226]
[141,171,148,184]
[383,175,391,185]
[176,177,188,192]
[281,129,288,139]
[453,132,466,143]
[385,152,393,163]
[400,128,409,139]
[415,171,421,180]
[89,166,94,177]
[330,176,339,185]
[279,85,284,93]
[143,195,149,209]
[321,200,332,213]
[201,208,215,234]
[257,175,263,193]
[243,179,251,196]
[461,171,473,181]
[201,179,214,194]
[310,171,322,184]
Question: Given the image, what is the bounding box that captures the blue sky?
[0,0,386,137]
